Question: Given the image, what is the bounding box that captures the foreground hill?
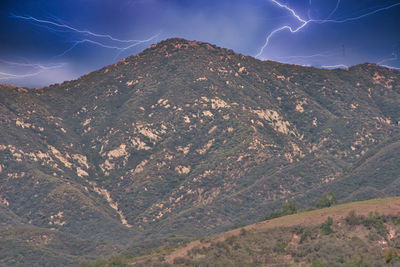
[129,198,400,266]
[1,38,400,264]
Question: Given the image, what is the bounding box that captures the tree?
[264,202,298,220]
[320,216,334,235]
[316,192,337,208]
[282,202,298,214]
[345,210,361,226]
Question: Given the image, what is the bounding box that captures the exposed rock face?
[1,38,400,265]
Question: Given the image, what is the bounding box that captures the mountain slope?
[1,38,400,264]
[130,197,400,266]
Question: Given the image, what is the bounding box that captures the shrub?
[316,192,338,208]
[273,241,287,253]
[320,216,334,235]
[226,235,237,245]
[282,202,298,214]
[345,210,362,226]
[345,211,387,237]
[173,257,188,264]
[264,202,298,220]
[384,249,393,263]
[346,254,372,266]
[240,228,247,236]
[311,258,325,267]
[300,227,313,244]
[363,212,387,236]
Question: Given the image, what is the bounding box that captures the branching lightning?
[256,0,310,58]
[5,2,399,84]
[10,14,155,43]
[377,47,399,70]
[377,47,398,65]
[315,2,400,24]
[274,48,341,61]
[11,14,160,57]
[0,59,67,70]
[326,0,341,19]
[55,33,160,58]
[6,14,160,81]
[380,65,400,70]
[256,0,400,61]
[0,61,66,81]
[321,64,349,69]
[0,70,45,81]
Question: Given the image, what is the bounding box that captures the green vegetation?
[345,210,362,226]
[273,241,287,253]
[316,192,337,208]
[81,255,132,267]
[320,216,334,235]
[1,38,400,265]
[264,202,298,220]
[345,211,387,236]
[130,212,400,266]
[384,249,393,264]
[265,192,338,221]
[311,259,325,267]
[98,198,400,266]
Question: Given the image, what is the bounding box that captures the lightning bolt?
[257,0,400,59]
[55,33,160,58]
[0,70,45,81]
[378,59,399,71]
[378,56,397,65]
[380,65,400,70]
[256,0,311,58]
[377,48,398,65]
[326,0,341,19]
[274,48,341,60]
[321,64,349,69]
[10,14,160,58]
[315,2,400,24]
[7,14,160,82]
[0,61,66,81]
[10,14,154,43]
[0,59,67,70]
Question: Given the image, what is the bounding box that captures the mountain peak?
[149,38,213,49]
[2,37,400,266]
[142,37,240,59]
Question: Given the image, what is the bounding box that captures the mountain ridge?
[1,38,393,90]
[1,38,400,265]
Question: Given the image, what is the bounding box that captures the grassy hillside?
[128,197,400,266]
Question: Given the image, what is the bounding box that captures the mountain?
[1,38,400,265]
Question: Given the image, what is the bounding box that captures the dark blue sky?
[1,0,399,87]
